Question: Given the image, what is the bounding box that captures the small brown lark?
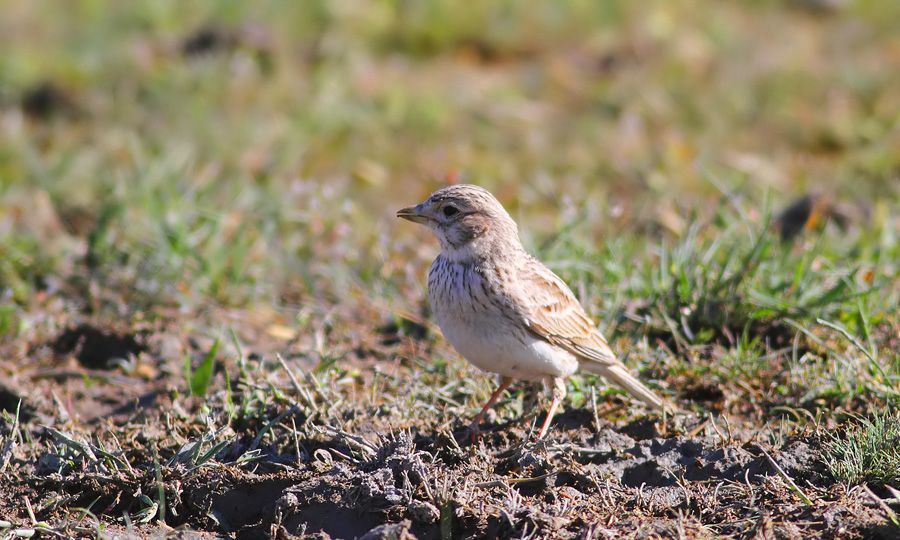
[397,184,666,439]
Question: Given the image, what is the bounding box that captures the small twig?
[563,446,613,456]
[290,416,302,465]
[687,416,709,438]
[327,448,357,462]
[472,479,508,490]
[318,426,378,457]
[760,447,813,506]
[885,485,900,507]
[862,484,900,526]
[590,387,602,433]
[744,469,756,507]
[25,496,37,526]
[276,354,318,415]
[708,413,728,445]
[721,413,734,443]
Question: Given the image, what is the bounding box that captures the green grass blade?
[190,339,219,398]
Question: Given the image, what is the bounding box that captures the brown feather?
[516,256,665,410]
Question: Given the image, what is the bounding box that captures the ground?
[1,1,899,539]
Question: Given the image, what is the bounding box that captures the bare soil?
[0,314,894,539]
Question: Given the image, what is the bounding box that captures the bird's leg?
[471,376,513,429]
[537,378,566,439]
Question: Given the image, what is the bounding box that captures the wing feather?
[515,258,617,366]
[512,257,666,410]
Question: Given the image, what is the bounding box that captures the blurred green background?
[0,0,897,330]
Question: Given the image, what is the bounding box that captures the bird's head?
[397,184,521,262]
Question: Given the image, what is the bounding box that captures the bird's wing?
[515,257,619,366]
[511,257,667,411]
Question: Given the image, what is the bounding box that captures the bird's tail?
[583,361,667,412]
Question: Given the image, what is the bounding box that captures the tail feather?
[584,362,666,411]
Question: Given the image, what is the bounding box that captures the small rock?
[36,453,68,476]
[407,499,439,524]
[359,467,405,506]
[359,519,415,540]
[275,492,299,513]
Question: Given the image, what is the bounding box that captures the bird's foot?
[468,422,481,444]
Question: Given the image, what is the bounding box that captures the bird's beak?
[396,204,429,224]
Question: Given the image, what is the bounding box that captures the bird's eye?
[442,205,459,217]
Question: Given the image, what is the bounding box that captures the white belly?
[435,307,579,382]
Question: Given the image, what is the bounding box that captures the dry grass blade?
[861,484,900,526]
[277,353,320,415]
[0,400,21,475]
[760,447,814,507]
[318,425,378,458]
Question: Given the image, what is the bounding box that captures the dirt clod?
[51,323,145,369]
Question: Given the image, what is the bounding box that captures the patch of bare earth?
[0,312,895,539]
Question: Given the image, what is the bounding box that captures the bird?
[397,184,667,439]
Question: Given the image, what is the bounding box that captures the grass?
[541,192,898,409]
[825,411,900,488]
[0,0,899,537]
